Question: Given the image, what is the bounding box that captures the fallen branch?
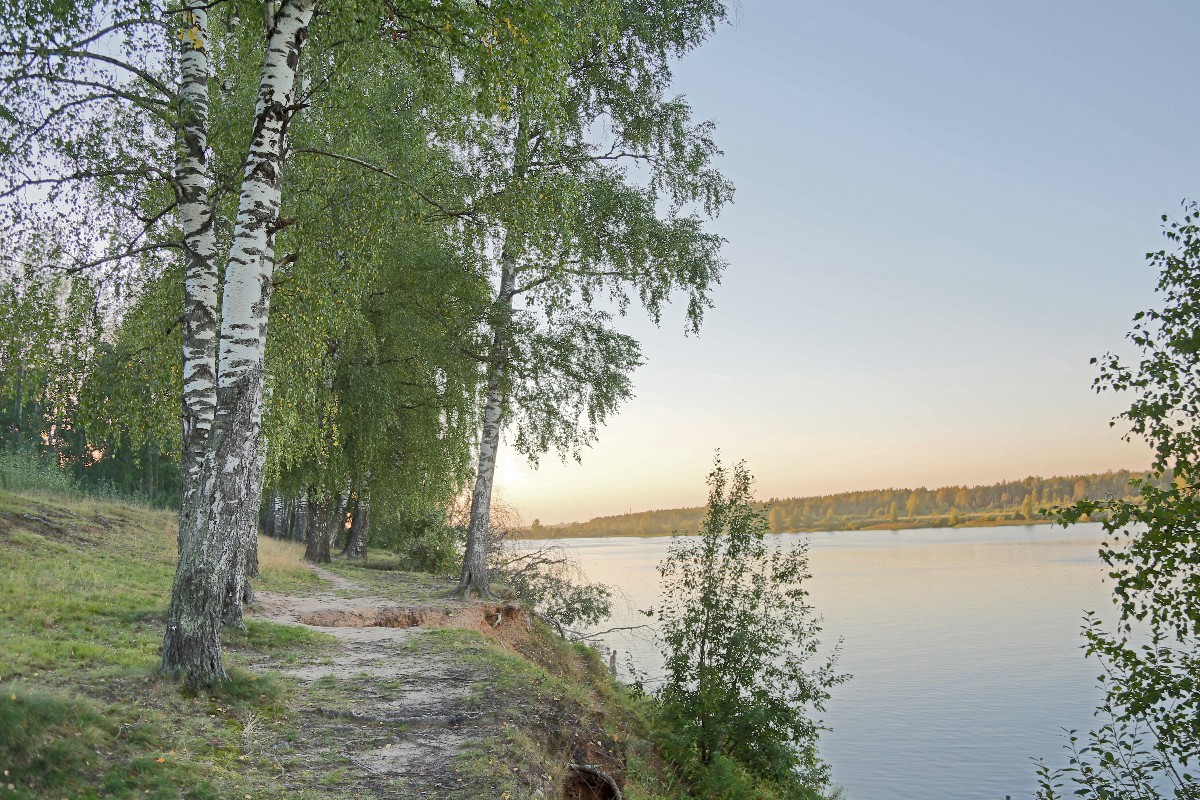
[533,611,653,643]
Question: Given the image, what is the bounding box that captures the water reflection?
[521,524,1112,800]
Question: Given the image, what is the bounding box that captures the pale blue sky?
[498,1,1200,524]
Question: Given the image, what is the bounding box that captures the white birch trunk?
[458,259,515,598]
[458,113,528,598]
[175,2,218,555]
[222,434,266,628]
[270,491,287,538]
[163,0,317,688]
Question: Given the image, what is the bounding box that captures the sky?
[495,0,1200,525]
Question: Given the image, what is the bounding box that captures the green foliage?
[428,0,733,472]
[654,456,846,799]
[0,259,182,506]
[0,448,76,495]
[491,537,613,629]
[1032,205,1200,800]
[371,510,463,575]
[0,267,100,451]
[506,307,643,466]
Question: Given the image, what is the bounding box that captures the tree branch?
[291,147,479,222]
[0,166,171,200]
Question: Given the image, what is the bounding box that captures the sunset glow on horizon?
[496,1,1189,526]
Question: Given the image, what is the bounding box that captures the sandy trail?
[250,567,495,797]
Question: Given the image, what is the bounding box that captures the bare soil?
[249,566,542,799]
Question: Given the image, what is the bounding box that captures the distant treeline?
[523,469,1158,537]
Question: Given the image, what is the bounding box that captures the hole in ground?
[299,603,525,633]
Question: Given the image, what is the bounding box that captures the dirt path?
[250,567,522,798]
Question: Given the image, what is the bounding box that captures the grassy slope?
[0,490,670,800]
[0,489,333,799]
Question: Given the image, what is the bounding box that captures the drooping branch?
[0,241,183,275]
[0,48,174,98]
[0,165,172,200]
[50,15,171,53]
[291,146,480,222]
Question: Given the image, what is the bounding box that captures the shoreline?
[513,515,1064,540]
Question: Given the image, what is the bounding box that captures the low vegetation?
[651,457,846,799]
[1030,207,1200,800]
[1,484,841,799]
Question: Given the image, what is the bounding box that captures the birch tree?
[0,0,224,522]
[257,39,496,567]
[0,0,612,683]
[449,0,734,596]
[173,0,218,559]
[657,456,846,796]
[0,0,318,683]
[161,0,318,685]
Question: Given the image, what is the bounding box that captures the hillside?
[524,469,1154,538]
[0,489,662,799]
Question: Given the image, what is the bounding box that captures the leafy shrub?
[392,511,462,574]
[1031,207,1200,800]
[654,455,847,799]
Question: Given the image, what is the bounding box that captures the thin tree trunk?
[259,493,272,537]
[292,493,308,542]
[269,492,287,539]
[305,488,332,564]
[162,0,316,689]
[331,481,351,551]
[457,111,529,598]
[458,260,515,598]
[333,500,346,552]
[343,493,370,560]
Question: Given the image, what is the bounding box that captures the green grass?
[0,488,336,799]
[325,554,458,601]
[0,450,76,497]
[0,486,745,800]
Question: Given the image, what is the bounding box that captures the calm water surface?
[524,524,1112,800]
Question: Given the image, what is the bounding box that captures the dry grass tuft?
[256,535,314,585]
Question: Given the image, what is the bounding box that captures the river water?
[523,523,1113,800]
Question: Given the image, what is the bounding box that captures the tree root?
[568,763,624,800]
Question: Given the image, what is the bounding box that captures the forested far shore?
[519,469,1157,537]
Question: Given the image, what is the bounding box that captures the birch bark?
[269,492,287,538]
[175,3,218,556]
[162,0,317,687]
[458,113,528,598]
[221,435,266,627]
[457,255,515,597]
